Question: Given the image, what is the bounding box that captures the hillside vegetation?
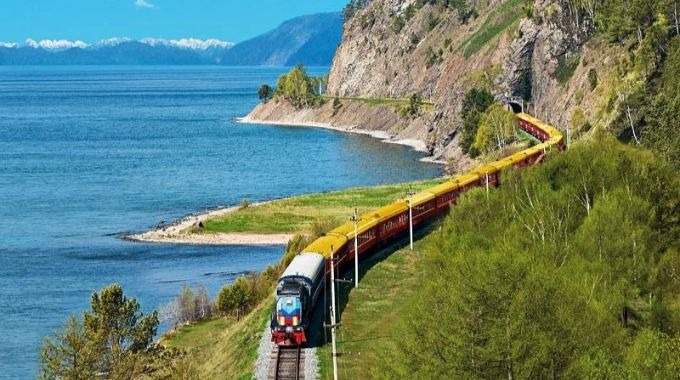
[318,136,679,378]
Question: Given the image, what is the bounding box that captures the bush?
[239,198,250,210]
[588,68,598,90]
[217,277,252,317]
[163,285,213,328]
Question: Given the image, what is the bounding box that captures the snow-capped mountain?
[0,12,342,66]
[0,37,234,65]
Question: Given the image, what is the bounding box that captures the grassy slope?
[316,240,426,380]
[162,299,273,379]
[161,177,444,378]
[201,178,445,234]
[460,0,525,58]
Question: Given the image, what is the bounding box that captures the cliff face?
[249,0,613,167]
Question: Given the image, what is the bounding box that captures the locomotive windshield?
[276,295,302,326]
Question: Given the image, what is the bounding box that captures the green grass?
[322,95,435,112]
[200,178,446,235]
[460,0,525,58]
[162,299,273,379]
[317,239,427,379]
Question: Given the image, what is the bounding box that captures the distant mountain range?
[0,12,342,66]
[220,12,342,66]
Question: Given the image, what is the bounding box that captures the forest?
[378,136,679,378]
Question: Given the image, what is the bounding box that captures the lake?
[0,66,441,378]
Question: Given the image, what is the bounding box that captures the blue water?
[0,66,441,378]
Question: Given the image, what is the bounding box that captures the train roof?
[281,253,325,282]
[372,200,408,221]
[517,112,563,139]
[410,190,435,205]
[303,234,348,258]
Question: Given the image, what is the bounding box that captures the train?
[270,112,564,346]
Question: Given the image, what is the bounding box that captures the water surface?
[0,66,441,378]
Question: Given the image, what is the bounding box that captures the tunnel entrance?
[509,101,523,114]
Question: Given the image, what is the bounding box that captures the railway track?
[270,346,304,380]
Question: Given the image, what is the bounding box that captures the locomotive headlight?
[285,326,293,334]
[292,316,299,326]
[278,316,285,326]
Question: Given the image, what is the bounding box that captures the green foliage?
[40,316,97,379]
[216,275,270,318]
[41,284,159,379]
[641,36,680,168]
[460,0,524,58]
[400,93,424,118]
[460,87,494,157]
[472,102,516,154]
[274,65,321,109]
[379,137,680,377]
[555,53,581,84]
[257,84,272,104]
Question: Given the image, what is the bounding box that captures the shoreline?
[125,114,445,247]
[237,115,447,164]
[123,201,293,246]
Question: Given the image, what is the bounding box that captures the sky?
[0,0,349,43]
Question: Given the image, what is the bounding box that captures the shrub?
[239,198,250,210]
[588,68,598,90]
[163,285,213,328]
[216,277,252,317]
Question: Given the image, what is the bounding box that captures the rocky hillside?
[220,12,343,66]
[248,0,643,168]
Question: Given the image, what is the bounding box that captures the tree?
[274,65,320,108]
[83,284,159,376]
[460,88,494,157]
[40,284,159,379]
[257,84,273,104]
[472,103,516,154]
[40,316,96,380]
[400,93,423,118]
[216,276,253,317]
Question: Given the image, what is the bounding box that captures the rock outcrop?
[247,0,611,168]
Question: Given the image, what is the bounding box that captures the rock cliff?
[247,0,614,168]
